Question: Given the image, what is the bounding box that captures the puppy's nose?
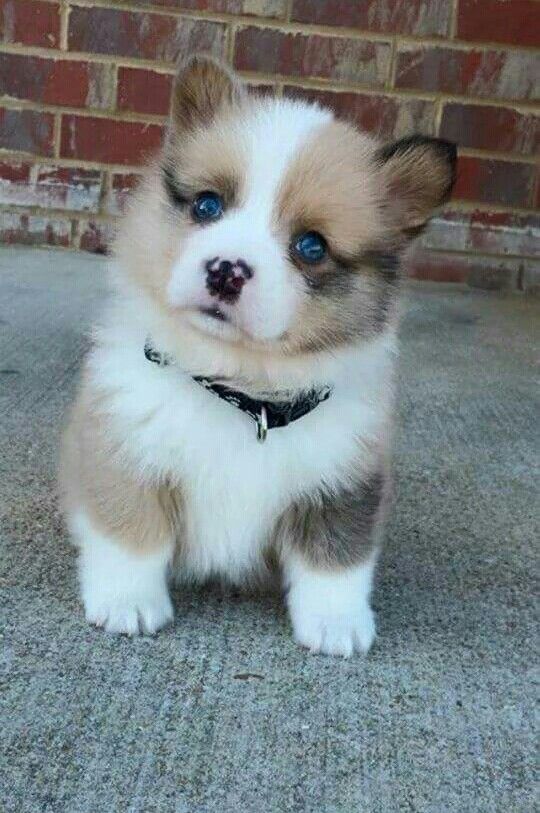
[205,257,253,303]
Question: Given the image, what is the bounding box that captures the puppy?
[60,56,456,656]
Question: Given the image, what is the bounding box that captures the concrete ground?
[0,247,537,813]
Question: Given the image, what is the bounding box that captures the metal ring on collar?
[256,405,268,443]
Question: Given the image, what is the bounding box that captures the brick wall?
[0,0,538,291]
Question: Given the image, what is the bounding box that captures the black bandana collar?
[144,339,332,442]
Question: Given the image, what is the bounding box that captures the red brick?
[408,250,469,283]
[466,261,520,291]
[79,220,116,254]
[284,86,436,139]
[112,172,141,192]
[234,27,391,86]
[291,0,451,36]
[0,108,55,156]
[104,172,142,216]
[0,53,114,109]
[0,160,30,184]
[148,0,287,15]
[117,68,173,116]
[468,210,539,256]
[457,0,540,48]
[0,163,102,211]
[422,209,539,257]
[394,45,539,102]
[0,0,60,48]
[68,6,226,62]
[0,210,71,248]
[60,115,164,165]
[382,246,539,289]
[453,156,536,207]
[37,166,102,212]
[439,103,539,156]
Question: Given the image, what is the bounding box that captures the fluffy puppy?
[59,56,456,656]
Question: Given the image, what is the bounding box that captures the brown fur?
[170,54,245,135]
[275,471,389,570]
[377,136,457,233]
[276,121,383,257]
[269,120,401,353]
[273,439,392,569]
[59,372,183,556]
[114,57,248,311]
[164,118,246,209]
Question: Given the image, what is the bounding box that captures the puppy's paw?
[290,605,376,657]
[286,556,377,657]
[83,589,174,636]
[75,514,175,636]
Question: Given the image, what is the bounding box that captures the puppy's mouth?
[199,305,228,322]
[185,302,286,347]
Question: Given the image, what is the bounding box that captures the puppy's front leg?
[285,555,376,657]
[73,511,175,636]
[60,400,178,635]
[281,470,388,657]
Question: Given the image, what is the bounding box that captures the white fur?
[167,99,333,342]
[285,553,377,657]
[73,512,174,635]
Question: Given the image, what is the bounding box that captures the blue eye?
[294,231,327,264]
[192,191,223,222]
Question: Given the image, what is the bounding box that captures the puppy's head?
[119,56,456,356]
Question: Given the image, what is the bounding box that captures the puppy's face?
[120,57,456,356]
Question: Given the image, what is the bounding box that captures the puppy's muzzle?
[205,257,253,304]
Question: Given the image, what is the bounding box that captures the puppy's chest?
[116,369,378,578]
[170,404,358,578]
[177,440,302,579]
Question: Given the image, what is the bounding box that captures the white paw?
[290,605,376,657]
[285,554,377,657]
[83,589,174,636]
[74,511,174,636]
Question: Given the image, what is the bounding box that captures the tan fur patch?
[276,120,384,258]
[115,107,248,312]
[268,120,403,354]
[59,372,184,555]
[377,137,457,233]
[170,54,245,135]
[166,114,246,206]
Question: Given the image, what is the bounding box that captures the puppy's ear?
[376,136,457,237]
[170,54,245,134]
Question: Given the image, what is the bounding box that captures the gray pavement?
[0,246,538,812]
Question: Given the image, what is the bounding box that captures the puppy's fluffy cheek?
[166,227,217,311]
[164,222,216,309]
[166,257,205,312]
